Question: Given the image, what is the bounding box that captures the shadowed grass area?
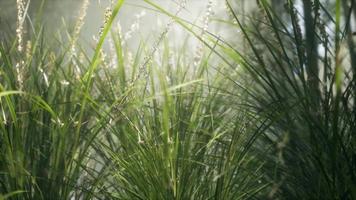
[218,0,356,199]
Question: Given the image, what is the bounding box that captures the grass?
[219,0,356,198]
[1,0,356,199]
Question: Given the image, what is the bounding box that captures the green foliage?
[219,0,356,199]
[1,0,265,199]
[94,38,267,199]
[1,0,355,199]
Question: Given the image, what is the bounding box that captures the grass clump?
[94,40,267,199]
[0,1,124,199]
[217,0,356,198]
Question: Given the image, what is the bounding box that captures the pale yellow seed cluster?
[203,0,214,33]
[99,7,113,37]
[25,40,31,60]
[15,61,24,90]
[16,0,27,90]
[193,0,214,67]
[91,6,114,71]
[16,0,26,52]
[72,0,90,51]
[70,0,90,79]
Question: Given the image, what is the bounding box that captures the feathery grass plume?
[102,7,115,69]
[99,6,113,37]
[202,0,214,33]
[15,0,27,90]
[15,61,24,90]
[16,0,26,52]
[70,0,89,77]
[92,7,113,72]
[193,0,214,67]
[71,0,89,53]
[25,40,31,60]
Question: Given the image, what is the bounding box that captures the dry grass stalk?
[130,0,187,86]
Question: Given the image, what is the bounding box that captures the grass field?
[0,0,355,199]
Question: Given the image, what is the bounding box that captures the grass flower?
[130,0,187,85]
[25,40,31,60]
[16,0,26,52]
[71,0,90,53]
[15,61,24,89]
[15,0,27,90]
[193,0,214,67]
[69,0,90,78]
[99,7,113,37]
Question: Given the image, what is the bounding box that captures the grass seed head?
[71,0,90,56]
[16,0,26,52]
[25,40,31,59]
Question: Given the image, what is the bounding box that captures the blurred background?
[0,0,242,50]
